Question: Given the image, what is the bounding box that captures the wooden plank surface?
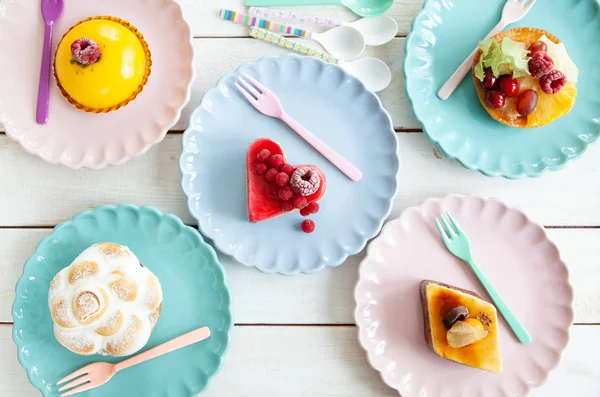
[1,0,599,396]
[1,228,599,325]
[1,325,599,397]
[1,134,599,228]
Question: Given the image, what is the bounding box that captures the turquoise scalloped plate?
[12,204,232,397]
[404,0,600,179]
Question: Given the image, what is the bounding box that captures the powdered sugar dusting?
[143,276,161,311]
[51,299,75,328]
[74,291,100,322]
[106,314,142,355]
[108,278,138,301]
[96,310,124,336]
[50,243,163,356]
[68,261,99,285]
[56,331,96,355]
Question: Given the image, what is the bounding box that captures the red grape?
[480,67,497,89]
[497,75,519,97]
[528,41,547,56]
[516,89,539,116]
[485,90,506,109]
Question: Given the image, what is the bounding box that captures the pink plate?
[355,194,574,397]
[0,0,194,169]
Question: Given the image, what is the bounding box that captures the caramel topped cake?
[420,280,502,374]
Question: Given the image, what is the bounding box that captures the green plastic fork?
[436,212,532,344]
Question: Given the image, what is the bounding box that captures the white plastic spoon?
[249,27,392,93]
[249,7,398,46]
[219,9,365,61]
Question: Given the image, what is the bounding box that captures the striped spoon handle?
[248,7,342,26]
[249,27,339,64]
[219,9,314,38]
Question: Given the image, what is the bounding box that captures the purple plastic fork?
[36,0,64,125]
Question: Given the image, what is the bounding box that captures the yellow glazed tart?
[53,16,152,113]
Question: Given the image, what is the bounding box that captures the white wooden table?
[1,1,599,396]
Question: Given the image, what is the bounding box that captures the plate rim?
[179,54,400,276]
[403,0,600,179]
[11,203,233,396]
[353,193,575,395]
[0,0,195,170]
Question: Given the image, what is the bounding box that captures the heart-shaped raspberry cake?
[247,138,326,223]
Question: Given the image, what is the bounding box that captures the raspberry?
[275,172,289,187]
[528,52,554,78]
[268,154,284,168]
[300,207,311,217]
[280,200,293,211]
[301,220,315,233]
[306,202,320,214]
[290,166,320,196]
[280,163,295,176]
[255,163,267,175]
[264,168,278,182]
[278,186,294,201]
[268,183,279,198]
[71,38,101,65]
[540,70,567,94]
[293,196,308,209]
[256,149,271,162]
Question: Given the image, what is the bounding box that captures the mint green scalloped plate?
[404,0,600,179]
[12,204,232,397]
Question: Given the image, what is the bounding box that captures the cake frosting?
[48,242,162,357]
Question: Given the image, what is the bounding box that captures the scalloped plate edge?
[11,203,233,396]
[0,0,195,170]
[353,193,574,395]
[179,54,400,276]
[402,0,600,179]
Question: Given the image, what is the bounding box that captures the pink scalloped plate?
[0,0,193,169]
[355,194,574,397]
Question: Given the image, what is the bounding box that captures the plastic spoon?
[249,27,392,92]
[249,7,398,46]
[219,9,365,60]
[245,0,394,18]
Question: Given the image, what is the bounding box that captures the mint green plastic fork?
[436,212,532,344]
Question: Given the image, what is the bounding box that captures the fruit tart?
[53,16,152,113]
[473,28,578,128]
[420,280,502,374]
[247,138,326,230]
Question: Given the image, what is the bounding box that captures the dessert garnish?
[290,166,321,196]
[446,319,489,348]
[246,138,326,230]
[472,28,578,128]
[442,305,469,329]
[301,219,316,233]
[420,280,502,374]
[70,38,101,66]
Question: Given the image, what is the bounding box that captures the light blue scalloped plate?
[180,55,399,275]
[404,0,600,179]
[12,204,232,397]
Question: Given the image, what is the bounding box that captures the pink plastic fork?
[37,0,65,124]
[235,73,363,182]
[56,326,211,396]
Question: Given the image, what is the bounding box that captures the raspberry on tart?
[472,28,578,128]
[246,138,326,223]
